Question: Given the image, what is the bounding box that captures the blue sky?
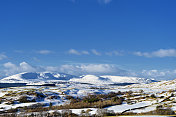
[0,0,176,80]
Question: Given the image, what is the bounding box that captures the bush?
[83,95,99,103]
[36,92,45,98]
[151,94,156,98]
[51,111,61,116]
[19,92,124,113]
[155,107,175,115]
[65,95,74,100]
[18,96,29,103]
[6,108,18,113]
[138,106,176,115]
[96,109,116,116]
[61,109,76,117]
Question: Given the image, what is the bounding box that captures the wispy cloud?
[98,0,112,4]
[134,49,176,58]
[14,50,24,53]
[37,50,53,55]
[82,51,89,55]
[0,54,7,60]
[32,57,40,62]
[60,64,127,75]
[70,0,113,4]
[68,49,124,56]
[68,49,81,55]
[68,49,90,55]
[105,51,123,56]
[91,49,101,56]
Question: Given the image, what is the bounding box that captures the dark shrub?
[151,94,156,98]
[18,96,29,103]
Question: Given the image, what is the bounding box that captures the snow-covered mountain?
[70,75,113,84]
[0,72,156,84]
[70,75,155,84]
[0,72,76,83]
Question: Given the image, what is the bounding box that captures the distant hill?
[70,75,156,84]
[0,72,76,83]
[0,72,157,84]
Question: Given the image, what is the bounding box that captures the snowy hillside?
[70,75,113,84]
[127,78,176,90]
[70,75,155,84]
[0,72,76,83]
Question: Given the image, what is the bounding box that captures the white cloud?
[37,50,53,55]
[0,54,7,60]
[131,69,176,80]
[68,49,90,55]
[3,62,19,76]
[2,61,176,80]
[68,49,81,55]
[2,62,128,76]
[59,64,128,75]
[142,70,166,77]
[3,62,37,76]
[4,62,17,70]
[19,62,36,72]
[91,49,101,56]
[79,64,116,73]
[134,49,176,58]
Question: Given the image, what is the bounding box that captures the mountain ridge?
[0,72,156,84]
[0,72,76,83]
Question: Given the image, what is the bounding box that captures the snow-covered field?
[0,72,175,116]
[0,82,175,116]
